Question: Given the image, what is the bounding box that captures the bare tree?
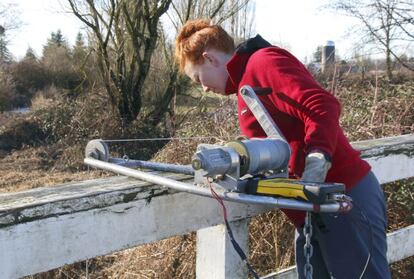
[386,0,414,42]
[328,0,414,79]
[0,2,21,33]
[222,0,256,42]
[67,0,254,128]
[167,0,254,39]
[0,3,21,63]
[67,0,172,125]
[146,0,255,127]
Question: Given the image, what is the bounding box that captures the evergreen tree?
[0,33,12,63]
[42,29,69,58]
[72,32,87,63]
[50,29,66,47]
[42,30,78,90]
[24,47,37,61]
[313,45,322,63]
[74,32,85,48]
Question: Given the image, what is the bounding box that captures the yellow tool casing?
[245,178,345,204]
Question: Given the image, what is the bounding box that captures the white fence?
[0,134,413,279]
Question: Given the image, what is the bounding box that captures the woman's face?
[184,49,231,94]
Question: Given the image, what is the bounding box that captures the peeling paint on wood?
[0,192,269,279]
[353,134,414,158]
[0,173,189,227]
[386,224,414,263]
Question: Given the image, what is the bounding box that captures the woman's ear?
[202,51,218,66]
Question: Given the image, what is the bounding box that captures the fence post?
[196,219,249,279]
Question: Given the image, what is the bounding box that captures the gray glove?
[301,152,332,183]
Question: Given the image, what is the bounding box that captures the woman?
[175,19,390,279]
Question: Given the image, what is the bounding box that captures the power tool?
[191,138,344,204]
[191,85,345,204]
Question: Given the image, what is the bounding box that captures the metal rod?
[108,158,194,175]
[240,85,287,141]
[85,158,351,213]
[102,136,218,142]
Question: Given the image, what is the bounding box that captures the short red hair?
[175,19,235,73]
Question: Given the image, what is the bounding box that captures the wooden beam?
[196,220,249,279]
[0,188,270,278]
[353,134,414,184]
[387,224,414,264]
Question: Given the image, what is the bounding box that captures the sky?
[255,0,360,61]
[3,0,360,62]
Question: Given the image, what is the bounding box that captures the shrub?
[31,85,62,111]
[336,76,414,140]
[153,96,239,164]
[42,45,84,92]
[9,58,48,107]
[0,118,45,151]
[0,68,16,111]
[31,89,172,169]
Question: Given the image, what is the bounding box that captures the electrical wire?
[207,180,260,279]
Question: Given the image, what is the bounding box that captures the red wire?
[206,179,260,279]
[207,179,228,221]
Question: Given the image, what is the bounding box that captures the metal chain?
[122,154,130,162]
[303,211,314,279]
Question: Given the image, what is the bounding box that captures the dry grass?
[152,96,240,164]
[249,211,296,275]
[336,77,414,141]
[0,146,108,192]
[31,235,196,279]
[30,85,63,111]
[2,74,413,278]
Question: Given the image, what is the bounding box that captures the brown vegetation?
[1,73,413,278]
[0,146,105,193]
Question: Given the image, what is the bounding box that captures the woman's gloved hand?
[301,152,332,182]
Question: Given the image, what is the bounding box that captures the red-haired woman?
[175,19,390,279]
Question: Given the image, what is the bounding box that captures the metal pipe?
[85,158,351,213]
[108,158,194,175]
[240,85,287,141]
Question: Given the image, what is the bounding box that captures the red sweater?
[225,35,370,227]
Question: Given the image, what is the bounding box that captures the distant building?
[321,41,335,73]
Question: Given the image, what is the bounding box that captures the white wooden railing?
[0,134,413,279]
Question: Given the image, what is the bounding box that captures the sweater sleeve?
[250,48,341,156]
